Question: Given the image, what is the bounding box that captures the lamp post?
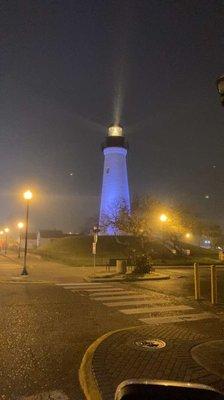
[159,214,168,239]
[21,190,33,276]
[4,228,10,255]
[0,231,4,252]
[159,214,168,257]
[17,222,24,258]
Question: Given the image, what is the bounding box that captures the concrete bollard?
[194,262,200,300]
[211,265,218,305]
[116,260,127,274]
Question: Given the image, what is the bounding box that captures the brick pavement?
[91,319,224,400]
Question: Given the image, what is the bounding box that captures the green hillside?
[35,235,220,267]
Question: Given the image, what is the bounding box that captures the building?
[21,232,38,249]
[99,125,130,235]
[37,230,66,247]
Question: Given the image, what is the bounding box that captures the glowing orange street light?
[159,214,168,222]
[23,190,33,200]
[185,232,192,239]
[17,222,24,259]
[21,190,33,275]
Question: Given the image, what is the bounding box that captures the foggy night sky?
[1,0,224,232]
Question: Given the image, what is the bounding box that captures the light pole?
[159,214,168,257]
[17,222,24,258]
[0,231,4,252]
[21,190,33,276]
[4,228,10,255]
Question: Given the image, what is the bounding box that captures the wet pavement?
[136,266,224,303]
[0,282,147,399]
[1,254,224,399]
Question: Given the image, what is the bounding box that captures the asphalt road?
[0,255,224,399]
[0,281,145,399]
[140,267,224,303]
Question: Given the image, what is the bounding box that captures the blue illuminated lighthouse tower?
[99,125,130,235]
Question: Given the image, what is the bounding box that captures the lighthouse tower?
[99,125,130,235]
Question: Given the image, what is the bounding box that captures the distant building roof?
[38,230,65,239]
[21,232,37,240]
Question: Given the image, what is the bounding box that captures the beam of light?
[12,81,106,135]
[113,66,125,126]
[112,2,134,126]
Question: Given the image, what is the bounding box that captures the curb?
[0,278,53,284]
[86,274,170,283]
[79,326,140,400]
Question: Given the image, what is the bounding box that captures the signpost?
[92,226,100,275]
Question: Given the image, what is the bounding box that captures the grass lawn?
[34,235,220,267]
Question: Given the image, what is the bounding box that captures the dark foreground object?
[115,379,224,400]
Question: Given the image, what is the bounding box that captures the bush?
[132,255,152,274]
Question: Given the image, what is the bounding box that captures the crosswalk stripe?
[103,299,170,307]
[140,312,218,325]
[84,288,125,292]
[92,294,152,300]
[89,291,132,297]
[120,305,193,315]
[63,285,112,290]
[56,283,105,286]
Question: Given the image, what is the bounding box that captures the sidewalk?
[0,252,114,284]
[80,318,224,400]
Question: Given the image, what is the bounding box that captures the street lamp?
[4,228,10,255]
[159,214,168,222]
[185,232,192,239]
[21,190,33,275]
[0,230,4,252]
[159,214,168,254]
[17,222,24,258]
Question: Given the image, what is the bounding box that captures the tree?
[100,195,223,257]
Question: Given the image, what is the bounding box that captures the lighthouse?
[99,125,130,235]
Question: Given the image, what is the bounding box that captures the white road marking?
[56,282,104,286]
[92,293,153,300]
[58,282,218,327]
[89,291,136,297]
[84,287,125,292]
[103,299,170,307]
[120,305,193,315]
[140,312,218,325]
[63,285,112,290]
